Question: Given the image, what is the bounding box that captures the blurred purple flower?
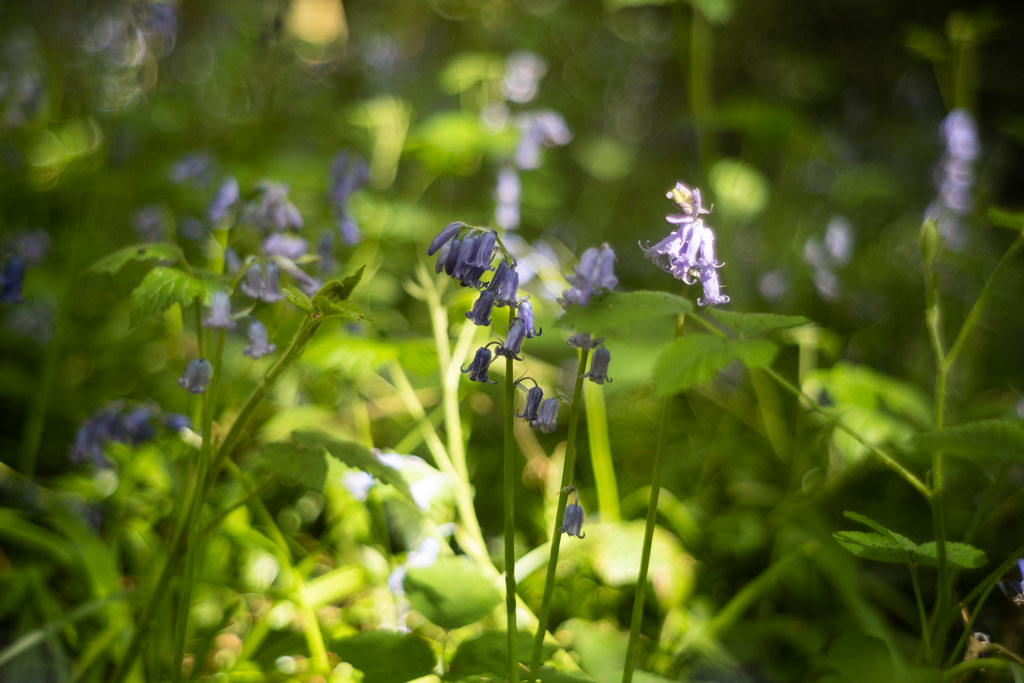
[1,255,26,303]
[559,244,617,309]
[514,111,572,170]
[169,152,212,185]
[208,176,240,224]
[243,319,277,359]
[202,291,236,330]
[246,181,303,232]
[330,152,370,245]
[178,358,213,393]
[263,232,308,260]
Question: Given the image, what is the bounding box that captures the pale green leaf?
[404,556,502,630]
[88,243,184,274]
[260,441,327,491]
[283,285,313,313]
[833,531,914,564]
[916,542,987,570]
[559,290,692,334]
[293,430,412,500]
[707,310,811,338]
[128,267,216,327]
[652,335,777,396]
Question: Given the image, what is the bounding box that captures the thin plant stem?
[530,348,590,679]
[584,381,619,522]
[173,329,224,683]
[909,564,931,663]
[622,312,685,683]
[504,346,519,683]
[111,316,324,683]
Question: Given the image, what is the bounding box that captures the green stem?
[909,564,930,663]
[530,348,590,679]
[173,330,224,683]
[111,316,324,683]
[622,313,685,683]
[504,350,519,683]
[585,381,620,522]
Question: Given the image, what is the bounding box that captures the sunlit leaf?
[652,335,777,396]
[88,243,184,274]
[404,556,501,630]
[260,441,327,491]
[707,310,810,338]
[283,285,313,313]
[335,631,435,683]
[129,266,217,327]
[709,158,768,219]
[293,430,412,499]
[916,542,987,569]
[559,291,692,334]
[910,420,1024,460]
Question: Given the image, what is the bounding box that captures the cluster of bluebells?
[926,109,980,250]
[641,182,729,307]
[70,402,190,468]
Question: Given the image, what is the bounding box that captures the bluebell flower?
[455,232,497,287]
[1,255,26,303]
[330,153,370,245]
[566,333,603,351]
[999,558,1024,607]
[559,244,617,309]
[243,319,277,359]
[466,288,497,326]
[516,385,544,422]
[427,222,464,256]
[437,236,461,275]
[178,358,213,393]
[274,256,315,290]
[70,403,184,467]
[514,110,572,170]
[496,320,526,359]
[263,232,308,260]
[208,176,240,224]
[559,489,586,538]
[224,247,243,275]
[583,347,612,385]
[641,181,729,307]
[517,300,541,338]
[461,347,496,384]
[241,262,284,302]
[247,181,303,232]
[487,260,519,306]
[170,152,213,186]
[203,291,236,330]
[534,398,559,433]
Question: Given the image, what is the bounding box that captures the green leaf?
[707,310,811,338]
[559,290,692,334]
[450,631,555,679]
[260,441,327,491]
[825,634,894,683]
[283,285,313,313]
[910,420,1024,460]
[605,0,734,24]
[129,266,214,327]
[915,542,987,570]
[312,266,366,320]
[842,511,916,550]
[292,430,412,500]
[833,531,915,564]
[335,631,435,683]
[88,243,185,274]
[404,556,502,630]
[652,335,777,396]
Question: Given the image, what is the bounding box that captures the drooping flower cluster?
[70,402,191,467]
[926,109,980,250]
[641,181,729,307]
[558,244,617,310]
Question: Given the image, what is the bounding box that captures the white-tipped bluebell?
[583,347,613,385]
[202,291,236,330]
[461,346,496,384]
[178,358,213,393]
[243,319,277,359]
